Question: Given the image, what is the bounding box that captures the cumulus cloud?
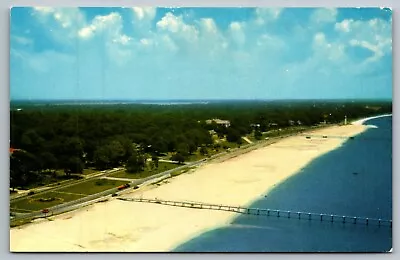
[156,12,199,44]
[132,7,156,21]
[32,7,85,41]
[20,7,392,96]
[198,18,218,34]
[254,7,282,25]
[334,18,392,64]
[229,21,246,46]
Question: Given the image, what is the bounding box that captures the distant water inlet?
[118,197,392,228]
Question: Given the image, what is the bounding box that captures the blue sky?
[10,7,392,100]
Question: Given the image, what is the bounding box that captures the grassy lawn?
[55,168,98,176]
[82,168,98,175]
[56,179,128,195]
[186,152,208,162]
[10,192,86,212]
[18,169,93,190]
[110,162,180,179]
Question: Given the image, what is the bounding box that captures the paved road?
[242,137,253,144]
[10,168,123,203]
[101,177,135,182]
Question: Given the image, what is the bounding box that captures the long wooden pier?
[118,197,392,228]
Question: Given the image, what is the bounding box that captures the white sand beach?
[351,114,392,125]
[10,123,370,252]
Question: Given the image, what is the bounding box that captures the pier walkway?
[118,197,392,228]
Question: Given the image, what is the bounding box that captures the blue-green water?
[174,116,392,252]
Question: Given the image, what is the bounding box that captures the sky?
[10,7,392,100]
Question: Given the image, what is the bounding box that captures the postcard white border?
[1,0,397,259]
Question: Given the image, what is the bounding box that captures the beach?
[351,114,392,125]
[10,123,370,252]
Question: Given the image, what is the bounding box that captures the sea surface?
[173,116,392,252]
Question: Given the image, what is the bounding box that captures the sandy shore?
[351,114,392,125]
[10,124,370,252]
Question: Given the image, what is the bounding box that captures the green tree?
[108,140,125,164]
[226,128,242,143]
[152,154,159,168]
[126,152,146,173]
[20,130,45,153]
[93,146,112,170]
[254,130,262,140]
[177,143,189,156]
[188,141,197,155]
[64,157,84,175]
[39,152,58,171]
[10,150,39,189]
[171,153,185,164]
[200,146,208,156]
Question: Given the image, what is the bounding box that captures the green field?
[20,168,98,190]
[56,179,128,195]
[110,162,180,179]
[10,191,86,211]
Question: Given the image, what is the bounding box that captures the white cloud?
[33,7,54,14]
[256,34,285,50]
[198,18,218,34]
[78,25,95,39]
[132,7,156,21]
[310,8,338,24]
[156,12,199,43]
[32,7,85,40]
[77,12,134,65]
[335,18,392,64]
[335,19,353,32]
[229,21,246,46]
[254,8,282,25]
[78,12,131,43]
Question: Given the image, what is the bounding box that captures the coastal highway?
[10,168,123,203]
[10,125,330,224]
[10,159,207,224]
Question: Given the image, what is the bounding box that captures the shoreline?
[10,123,371,252]
[351,114,392,125]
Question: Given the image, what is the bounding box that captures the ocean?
[173,116,392,252]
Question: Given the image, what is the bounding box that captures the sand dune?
[10,124,369,252]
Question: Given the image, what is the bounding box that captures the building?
[205,119,231,128]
